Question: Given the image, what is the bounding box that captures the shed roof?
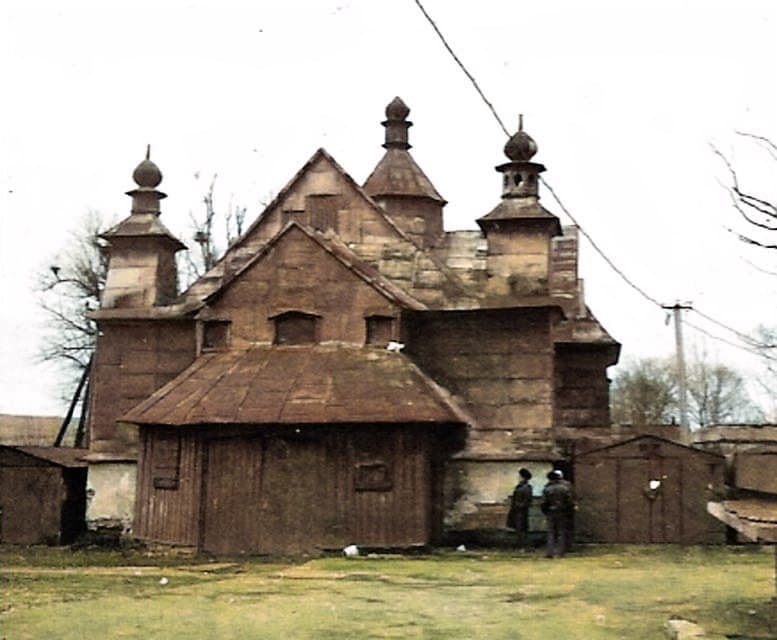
[0,414,64,446]
[707,499,777,543]
[576,434,724,460]
[0,446,88,468]
[122,344,469,427]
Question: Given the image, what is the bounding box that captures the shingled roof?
[122,344,470,427]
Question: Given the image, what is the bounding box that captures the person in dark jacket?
[506,468,533,544]
[541,470,573,558]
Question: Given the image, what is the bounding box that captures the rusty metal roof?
[101,212,186,250]
[363,148,446,203]
[477,197,561,230]
[0,446,88,467]
[122,344,468,427]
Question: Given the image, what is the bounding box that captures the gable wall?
[238,156,402,261]
[208,227,399,347]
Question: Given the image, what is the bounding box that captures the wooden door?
[201,436,264,554]
[201,434,330,554]
[616,457,683,543]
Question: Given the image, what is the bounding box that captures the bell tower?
[477,117,561,297]
[100,147,186,308]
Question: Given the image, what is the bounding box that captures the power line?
[690,308,765,349]
[685,319,775,361]
[413,0,663,310]
[413,0,510,138]
[540,178,664,309]
[411,0,774,363]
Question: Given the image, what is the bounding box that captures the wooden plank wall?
[135,425,439,554]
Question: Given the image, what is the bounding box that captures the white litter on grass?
[343,544,359,557]
[456,544,466,552]
[159,577,169,586]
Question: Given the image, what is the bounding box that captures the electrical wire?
[685,319,776,361]
[413,0,510,138]
[690,308,765,349]
[411,0,774,362]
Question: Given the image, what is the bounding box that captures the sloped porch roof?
[122,344,470,427]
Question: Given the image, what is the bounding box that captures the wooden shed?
[124,344,466,554]
[574,435,725,544]
[0,446,87,544]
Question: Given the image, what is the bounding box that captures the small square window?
[366,315,395,346]
[274,311,318,345]
[152,431,180,490]
[354,462,393,491]
[202,321,230,351]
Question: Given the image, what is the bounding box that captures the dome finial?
[504,115,537,162]
[132,146,163,188]
[382,97,412,150]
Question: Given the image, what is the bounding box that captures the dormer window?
[273,311,319,345]
[365,315,396,346]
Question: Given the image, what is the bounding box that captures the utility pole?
[662,302,692,428]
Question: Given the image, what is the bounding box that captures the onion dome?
[385,96,410,121]
[132,145,163,188]
[504,115,538,162]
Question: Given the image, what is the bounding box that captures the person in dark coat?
[506,468,533,544]
[541,469,573,558]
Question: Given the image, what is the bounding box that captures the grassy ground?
[1,544,775,639]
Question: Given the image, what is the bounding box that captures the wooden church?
[84,98,619,553]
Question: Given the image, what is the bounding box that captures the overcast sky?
[1,0,775,417]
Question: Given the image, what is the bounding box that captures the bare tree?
[610,358,678,426]
[611,354,764,427]
[37,211,108,382]
[686,349,764,427]
[714,132,777,251]
[40,180,253,379]
[182,174,249,284]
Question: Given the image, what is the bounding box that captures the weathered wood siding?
[135,424,445,554]
[554,346,612,427]
[575,436,726,544]
[0,449,86,545]
[405,308,556,456]
[89,321,196,453]
[134,428,203,545]
[208,226,398,348]
[239,152,401,251]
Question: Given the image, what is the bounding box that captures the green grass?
[1,545,774,639]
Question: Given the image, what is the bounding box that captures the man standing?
[506,468,533,544]
[541,470,573,558]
